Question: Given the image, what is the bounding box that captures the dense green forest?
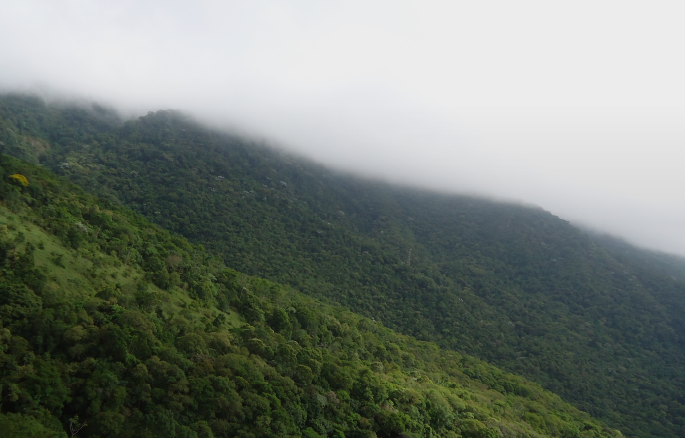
[0,154,620,437]
[1,94,684,437]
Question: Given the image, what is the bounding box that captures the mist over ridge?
[9,90,684,261]
[5,3,685,434]
[2,1,685,255]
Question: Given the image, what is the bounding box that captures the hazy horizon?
[2,1,685,255]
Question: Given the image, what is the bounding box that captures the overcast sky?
[2,1,685,254]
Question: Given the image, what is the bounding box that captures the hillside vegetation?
[0,154,621,437]
[588,232,685,283]
[2,95,685,437]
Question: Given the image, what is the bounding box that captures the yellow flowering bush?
[9,173,29,187]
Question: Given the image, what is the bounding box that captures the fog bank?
[2,1,685,254]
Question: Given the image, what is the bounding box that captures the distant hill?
[2,94,684,437]
[0,153,616,437]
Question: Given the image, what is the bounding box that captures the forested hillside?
[0,153,619,437]
[588,232,685,283]
[1,94,684,437]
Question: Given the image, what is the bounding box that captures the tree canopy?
[2,94,684,437]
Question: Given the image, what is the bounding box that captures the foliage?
[9,173,29,187]
[0,154,620,437]
[2,94,684,437]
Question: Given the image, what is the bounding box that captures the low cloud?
[2,1,685,254]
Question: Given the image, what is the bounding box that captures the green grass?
[1,206,139,299]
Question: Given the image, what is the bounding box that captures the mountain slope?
[588,232,685,282]
[0,155,620,437]
[2,94,684,437]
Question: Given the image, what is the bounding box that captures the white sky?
[2,1,685,254]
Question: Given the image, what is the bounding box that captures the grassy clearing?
[0,206,242,333]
